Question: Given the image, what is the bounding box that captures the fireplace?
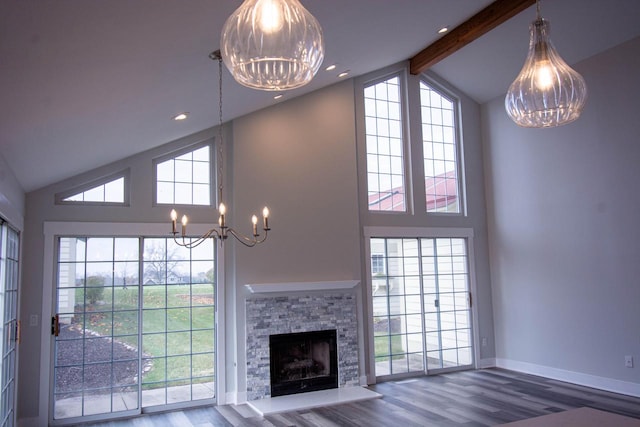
[269,329,338,397]
[245,281,361,401]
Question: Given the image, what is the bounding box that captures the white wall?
[483,36,640,393]
[0,152,25,229]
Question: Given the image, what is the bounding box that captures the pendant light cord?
[214,51,224,206]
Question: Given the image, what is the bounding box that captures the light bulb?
[219,203,226,215]
[262,207,270,218]
[257,0,284,34]
[252,215,258,225]
[170,209,177,221]
[181,215,188,226]
[534,60,553,90]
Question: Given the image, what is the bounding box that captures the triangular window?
[155,143,211,206]
[56,171,128,205]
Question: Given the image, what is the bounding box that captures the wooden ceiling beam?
[410,0,535,75]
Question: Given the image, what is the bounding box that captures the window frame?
[152,140,214,208]
[418,75,466,216]
[40,221,227,426]
[55,169,130,207]
[357,66,414,216]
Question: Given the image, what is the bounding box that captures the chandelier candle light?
[504,0,587,128]
[221,0,324,91]
[170,51,271,249]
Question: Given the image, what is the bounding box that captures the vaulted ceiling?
[2,0,640,192]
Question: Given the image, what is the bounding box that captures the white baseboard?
[496,358,640,398]
[359,375,368,386]
[477,358,496,369]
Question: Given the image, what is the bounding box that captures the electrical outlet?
[29,314,38,327]
[625,355,634,368]
[481,337,488,347]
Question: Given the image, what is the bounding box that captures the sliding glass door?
[0,222,20,427]
[52,236,216,423]
[370,237,473,377]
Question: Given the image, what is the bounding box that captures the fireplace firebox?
[269,329,338,397]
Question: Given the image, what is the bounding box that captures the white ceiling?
[2,0,640,192]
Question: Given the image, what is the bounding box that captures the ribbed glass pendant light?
[505,1,587,128]
[221,0,324,91]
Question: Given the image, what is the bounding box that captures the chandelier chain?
[217,53,224,205]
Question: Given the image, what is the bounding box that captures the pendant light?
[505,1,587,128]
[220,0,324,91]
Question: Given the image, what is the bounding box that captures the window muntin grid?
[420,81,461,213]
[156,145,211,206]
[62,177,125,204]
[53,236,216,420]
[370,237,472,377]
[364,76,406,212]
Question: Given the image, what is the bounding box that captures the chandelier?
[170,51,271,248]
[505,0,587,128]
[220,0,324,91]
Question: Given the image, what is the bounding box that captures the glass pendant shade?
[505,18,587,128]
[221,0,324,91]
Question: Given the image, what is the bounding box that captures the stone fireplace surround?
[244,281,362,402]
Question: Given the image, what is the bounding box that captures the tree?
[86,276,105,304]
[142,240,182,284]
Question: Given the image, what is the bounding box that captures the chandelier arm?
[227,228,269,247]
[171,228,223,249]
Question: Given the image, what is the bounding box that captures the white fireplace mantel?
[245,280,359,294]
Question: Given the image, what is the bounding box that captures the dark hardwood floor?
[75,368,640,426]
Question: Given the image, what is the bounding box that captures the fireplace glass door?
[269,330,338,397]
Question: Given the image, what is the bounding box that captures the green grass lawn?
[80,283,215,389]
[374,331,406,362]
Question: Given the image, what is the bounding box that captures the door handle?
[51,315,60,337]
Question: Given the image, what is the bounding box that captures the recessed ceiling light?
[172,112,188,121]
[438,26,449,34]
[325,64,337,71]
[274,94,284,100]
[338,70,350,78]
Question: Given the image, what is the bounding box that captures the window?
[420,81,461,213]
[369,235,473,377]
[371,254,385,275]
[56,172,128,205]
[155,144,211,206]
[364,76,406,212]
[359,69,465,217]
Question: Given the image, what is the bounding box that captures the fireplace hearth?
[269,329,338,397]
